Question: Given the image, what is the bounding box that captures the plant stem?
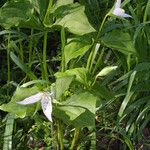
[70,128,80,150]
[43,31,49,81]
[7,33,11,95]
[57,121,64,150]
[143,0,150,22]
[61,27,66,72]
[18,28,24,62]
[86,14,108,73]
[29,28,34,67]
[92,47,105,75]
[43,0,53,24]
[56,27,66,150]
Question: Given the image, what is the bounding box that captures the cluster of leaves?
[0,0,150,149]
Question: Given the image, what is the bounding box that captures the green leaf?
[92,82,114,101]
[3,114,14,150]
[54,4,96,35]
[31,0,49,21]
[55,68,88,86]
[0,0,34,29]
[96,66,118,78]
[10,52,37,80]
[118,71,136,117]
[55,74,74,100]
[64,36,92,65]
[54,92,97,127]
[66,68,88,85]
[52,0,73,12]
[0,86,40,118]
[101,30,136,55]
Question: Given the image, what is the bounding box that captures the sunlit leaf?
[64,35,93,65]
[55,74,74,100]
[54,4,96,35]
[0,86,40,118]
[101,30,136,55]
[96,66,118,78]
[54,92,97,127]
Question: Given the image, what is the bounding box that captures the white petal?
[17,92,43,105]
[121,13,132,18]
[41,93,52,122]
[115,0,121,9]
[113,8,125,16]
[113,8,132,18]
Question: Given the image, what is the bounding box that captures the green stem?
[61,27,66,72]
[86,14,108,72]
[92,47,105,75]
[7,33,11,95]
[56,27,66,150]
[70,128,80,150]
[43,31,49,81]
[143,0,150,23]
[58,121,64,150]
[29,28,34,67]
[18,28,24,62]
[43,0,53,23]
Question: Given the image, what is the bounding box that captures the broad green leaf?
[55,74,74,100]
[66,68,88,85]
[0,0,34,29]
[54,92,97,127]
[54,4,96,35]
[52,0,73,12]
[55,68,88,86]
[64,36,92,65]
[31,0,49,21]
[101,30,136,55]
[0,86,40,118]
[96,66,118,78]
[92,82,114,101]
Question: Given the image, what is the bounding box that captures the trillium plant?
[17,92,53,122]
[1,0,145,149]
[112,0,132,18]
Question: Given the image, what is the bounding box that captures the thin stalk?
[57,121,64,150]
[86,14,108,72]
[143,0,150,22]
[70,128,80,150]
[18,28,24,61]
[43,0,53,23]
[43,31,49,81]
[56,27,66,150]
[61,27,66,72]
[127,54,131,72]
[92,47,105,75]
[7,33,11,95]
[29,28,34,67]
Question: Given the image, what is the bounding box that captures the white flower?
[112,0,132,18]
[17,92,53,122]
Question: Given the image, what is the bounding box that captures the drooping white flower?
[17,92,53,122]
[112,0,132,18]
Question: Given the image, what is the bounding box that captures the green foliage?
[0,0,150,149]
[54,3,96,35]
[0,86,39,118]
[101,30,136,55]
[54,92,97,127]
[0,0,34,29]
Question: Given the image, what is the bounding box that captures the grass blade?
[3,114,15,150]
